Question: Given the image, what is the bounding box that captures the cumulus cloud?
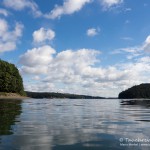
[100,0,123,10]
[0,19,23,53]
[118,59,150,83]
[21,66,49,74]
[44,0,92,19]
[2,0,123,19]
[33,27,55,43]
[19,45,56,67]
[19,45,150,97]
[19,37,150,97]
[24,82,56,93]
[87,28,100,37]
[20,48,99,74]
[3,0,92,19]
[3,0,42,17]
[18,32,150,97]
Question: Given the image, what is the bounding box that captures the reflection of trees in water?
[120,100,150,108]
[120,99,150,125]
[0,99,22,135]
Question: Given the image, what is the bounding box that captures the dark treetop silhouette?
[119,83,150,99]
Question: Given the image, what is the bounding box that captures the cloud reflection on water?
[0,99,150,150]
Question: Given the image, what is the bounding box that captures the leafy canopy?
[0,59,25,95]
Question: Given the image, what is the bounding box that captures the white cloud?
[21,66,49,74]
[87,28,100,37]
[112,35,150,59]
[19,45,56,67]
[0,8,9,16]
[19,45,149,97]
[18,30,150,97]
[0,42,16,52]
[119,59,150,82]
[0,19,23,53]
[44,0,92,19]
[33,27,55,43]
[100,0,123,10]
[20,48,99,74]
[24,82,55,93]
[111,46,139,55]
[3,0,91,19]
[3,0,32,10]
[139,56,150,63]
[3,0,42,17]
[19,36,150,97]
[2,0,123,20]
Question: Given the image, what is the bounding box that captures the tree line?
[26,91,104,99]
[118,83,150,99]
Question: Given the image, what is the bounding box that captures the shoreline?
[0,96,29,100]
[0,92,29,100]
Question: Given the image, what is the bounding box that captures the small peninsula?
[118,83,150,99]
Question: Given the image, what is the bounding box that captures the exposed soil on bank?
[0,92,28,99]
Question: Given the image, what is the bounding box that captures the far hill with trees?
[0,59,25,96]
[26,91,105,99]
[118,83,150,99]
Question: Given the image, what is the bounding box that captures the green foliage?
[0,59,25,95]
[118,83,150,99]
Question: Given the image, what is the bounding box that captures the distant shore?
[0,92,117,99]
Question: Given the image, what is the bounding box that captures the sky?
[0,0,150,97]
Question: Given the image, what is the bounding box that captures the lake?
[0,98,150,150]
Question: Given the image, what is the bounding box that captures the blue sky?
[0,0,150,97]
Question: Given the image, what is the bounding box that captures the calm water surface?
[0,99,150,150]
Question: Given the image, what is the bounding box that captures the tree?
[0,59,25,95]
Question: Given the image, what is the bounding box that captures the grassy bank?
[0,92,28,99]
